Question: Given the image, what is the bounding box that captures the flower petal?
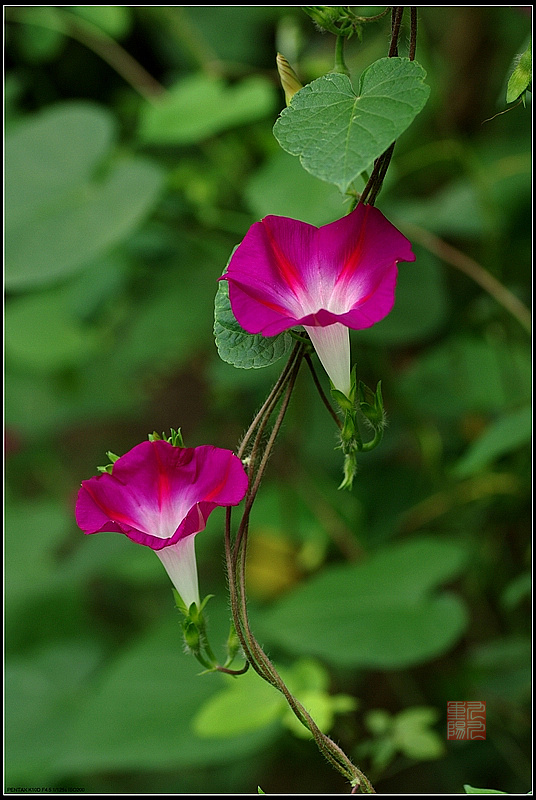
[222,215,319,336]
[322,205,414,320]
[223,205,414,337]
[304,323,351,397]
[76,441,248,550]
[155,535,200,608]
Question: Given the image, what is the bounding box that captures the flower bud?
[506,39,532,104]
[302,6,357,37]
[276,53,303,106]
[358,381,385,429]
[303,6,344,31]
[226,623,241,663]
[182,619,201,654]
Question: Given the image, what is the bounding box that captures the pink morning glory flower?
[221,204,415,398]
[76,440,248,609]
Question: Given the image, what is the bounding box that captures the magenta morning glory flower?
[76,440,248,609]
[221,204,415,398]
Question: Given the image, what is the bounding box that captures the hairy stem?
[224,346,375,792]
[409,7,418,60]
[359,6,412,206]
[388,6,404,57]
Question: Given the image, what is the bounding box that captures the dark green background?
[5,6,531,794]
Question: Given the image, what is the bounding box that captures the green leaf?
[388,180,492,238]
[52,618,275,775]
[5,641,103,785]
[11,7,66,63]
[506,38,531,104]
[68,6,132,38]
[273,58,430,193]
[138,73,276,145]
[464,786,507,794]
[214,280,293,369]
[281,689,356,740]
[5,101,114,230]
[453,405,532,478]
[501,571,531,611]
[193,667,285,738]
[5,500,73,611]
[257,537,469,669]
[392,707,445,760]
[4,498,90,655]
[399,336,531,419]
[5,102,164,290]
[246,150,354,227]
[365,706,444,765]
[468,635,531,704]
[5,284,100,372]
[194,657,356,741]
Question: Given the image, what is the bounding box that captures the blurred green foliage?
[4,6,531,794]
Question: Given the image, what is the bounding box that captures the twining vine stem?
[221,7,423,793]
[360,7,417,207]
[223,342,375,792]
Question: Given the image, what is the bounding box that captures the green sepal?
[340,409,358,448]
[169,428,185,447]
[97,450,120,474]
[172,588,189,616]
[303,6,348,34]
[97,464,113,475]
[358,380,385,429]
[173,589,214,620]
[190,594,214,623]
[225,622,242,665]
[182,619,201,653]
[149,428,184,447]
[331,388,354,412]
[173,591,221,671]
[330,365,357,411]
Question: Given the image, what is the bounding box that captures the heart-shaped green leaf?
[273,57,430,193]
[138,73,276,145]
[214,279,292,369]
[257,537,468,669]
[5,102,164,290]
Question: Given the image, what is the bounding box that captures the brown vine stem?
[388,6,404,57]
[237,342,303,461]
[233,342,303,562]
[400,220,532,335]
[224,347,375,792]
[409,7,418,61]
[234,346,305,602]
[359,6,411,207]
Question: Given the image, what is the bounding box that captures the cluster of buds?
[333,374,387,490]
[303,6,389,38]
[303,6,362,38]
